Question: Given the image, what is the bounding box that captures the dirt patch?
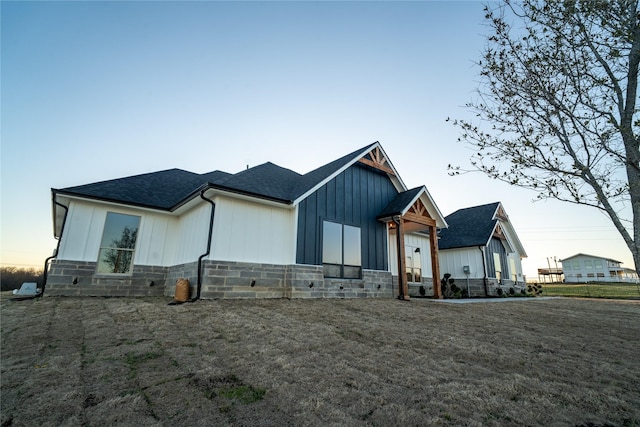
[1,293,639,426]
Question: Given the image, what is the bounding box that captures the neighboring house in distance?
[560,253,639,283]
[438,202,527,297]
[46,142,448,300]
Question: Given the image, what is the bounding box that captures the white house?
[560,253,639,283]
[45,142,449,300]
[437,202,527,297]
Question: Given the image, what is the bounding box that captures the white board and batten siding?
[56,199,178,266]
[387,232,433,277]
[57,197,296,268]
[209,196,296,265]
[439,247,485,279]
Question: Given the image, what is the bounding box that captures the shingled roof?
[438,202,501,250]
[53,142,382,210]
[377,187,424,220]
[56,169,232,210]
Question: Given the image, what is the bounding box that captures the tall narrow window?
[322,221,361,279]
[405,246,422,283]
[97,212,141,274]
[493,252,502,281]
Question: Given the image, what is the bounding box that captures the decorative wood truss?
[388,196,441,300]
[358,147,395,175]
[493,223,506,240]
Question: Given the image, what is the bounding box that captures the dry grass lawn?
[1,294,639,426]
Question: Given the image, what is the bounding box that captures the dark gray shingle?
[438,202,500,250]
[54,143,381,209]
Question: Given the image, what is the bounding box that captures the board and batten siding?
[170,203,212,266]
[439,247,485,279]
[387,232,433,277]
[210,196,296,265]
[56,199,178,266]
[296,163,398,270]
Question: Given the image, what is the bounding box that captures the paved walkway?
[421,296,561,304]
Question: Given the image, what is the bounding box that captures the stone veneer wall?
[433,277,527,298]
[46,259,395,299]
[407,278,435,298]
[45,259,166,297]
[288,267,393,299]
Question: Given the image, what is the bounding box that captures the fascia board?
[502,220,528,258]
[203,187,295,210]
[374,143,408,191]
[54,193,177,216]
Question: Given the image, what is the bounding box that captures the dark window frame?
[321,220,362,279]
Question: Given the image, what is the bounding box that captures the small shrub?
[527,283,543,297]
[441,274,457,299]
[419,285,426,296]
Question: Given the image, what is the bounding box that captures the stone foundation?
[45,260,166,297]
[45,259,395,299]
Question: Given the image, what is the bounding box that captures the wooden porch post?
[430,225,442,299]
[395,217,409,300]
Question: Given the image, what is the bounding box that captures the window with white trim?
[405,246,422,283]
[322,220,361,279]
[493,252,502,281]
[97,212,141,274]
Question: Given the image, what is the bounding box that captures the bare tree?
[449,0,640,273]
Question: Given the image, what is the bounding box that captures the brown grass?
[2,294,639,426]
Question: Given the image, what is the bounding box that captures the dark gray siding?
[296,163,398,271]
[486,237,510,279]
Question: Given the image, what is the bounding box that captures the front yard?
[2,294,639,426]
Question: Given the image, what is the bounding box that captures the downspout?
[479,246,488,297]
[193,189,215,301]
[41,198,69,297]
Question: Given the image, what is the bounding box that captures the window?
[573,260,580,270]
[322,221,361,279]
[493,253,502,281]
[405,246,422,283]
[597,272,605,278]
[587,273,595,278]
[594,259,603,269]
[97,212,141,274]
[577,273,583,278]
[585,260,593,269]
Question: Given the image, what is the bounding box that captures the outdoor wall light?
[309,282,314,288]
[72,277,78,284]
[250,279,256,287]
[414,248,420,253]
[149,281,155,287]
[377,284,381,289]
[339,284,344,290]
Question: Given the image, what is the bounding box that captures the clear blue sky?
[1,0,634,278]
